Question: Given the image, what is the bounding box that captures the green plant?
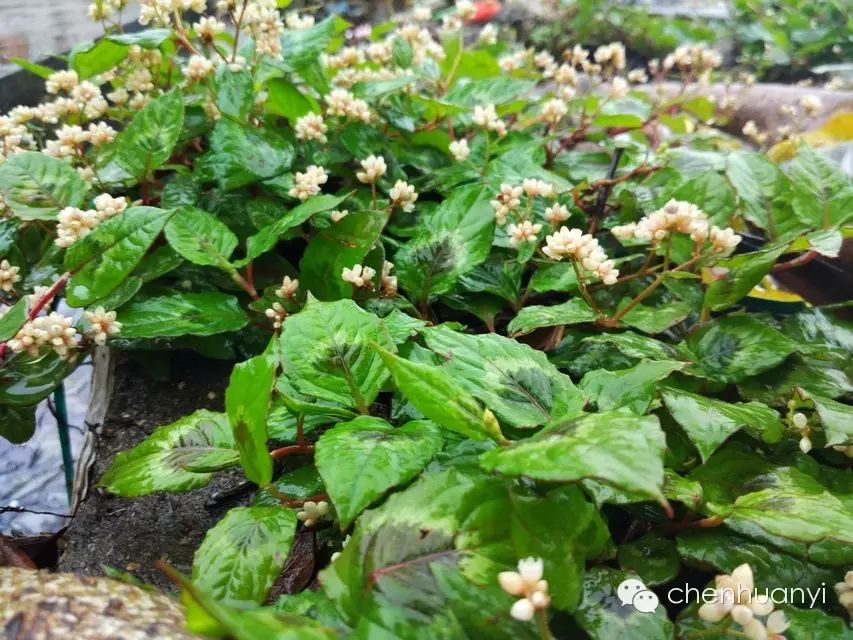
[1,2,852,638]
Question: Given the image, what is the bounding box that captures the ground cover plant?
[0,1,852,638]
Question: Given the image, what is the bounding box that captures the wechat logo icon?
[617,578,660,613]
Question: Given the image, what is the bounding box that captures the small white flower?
[799,436,813,454]
[541,98,568,125]
[449,139,470,161]
[331,534,351,561]
[341,264,376,289]
[93,194,127,220]
[545,203,569,224]
[507,221,542,248]
[0,259,21,292]
[389,180,418,212]
[478,24,498,46]
[285,11,315,30]
[294,113,328,143]
[499,558,551,623]
[265,302,287,329]
[791,412,808,430]
[356,155,387,184]
[289,165,328,200]
[800,94,822,117]
[195,16,225,40]
[83,307,121,345]
[183,55,215,81]
[275,275,299,299]
[296,500,329,527]
[331,209,349,223]
[510,598,535,621]
[381,261,397,296]
[45,70,79,94]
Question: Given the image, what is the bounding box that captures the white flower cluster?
[490,180,557,227]
[593,42,627,75]
[284,11,314,30]
[449,139,470,161]
[611,200,741,253]
[289,165,328,201]
[507,221,542,248]
[9,312,78,359]
[44,118,114,159]
[0,113,35,160]
[296,500,329,527]
[472,104,507,137]
[341,264,375,289]
[83,307,121,345]
[264,302,287,329]
[139,0,205,27]
[380,261,397,296]
[325,88,372,123]
[541,98,568,125]
[498,558,551,621]
[663,44,722,74]
[836,570,853,616]
[542,227,619,285]
[183,55,215,82]
[742,120,768,145]
[389,180,418,212]
[55,195,127,248]
[294,113,327,143]
[87,0,128,21]
[0,259,21,292]
[356,155,386,184]
[275,275,299,299]
[244,1,285,58]
[698,564,789,640]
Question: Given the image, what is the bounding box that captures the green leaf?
[279,299,395,410]
[395,185,494,301]
[226,348,276,487]
[680,314,797,383]
[315,416,443,527]
[574,568,674,640]
[65,206,174,306]
[265,78,318,122]
[444,78,535,107]
[70,39,129,79]
[689,446,853,565]
[810,393,853,447]
[198,119,294,190]
[422,325,586,428]
[0,151,87,220]
[115,90,185,181]
[0,352,71,406]
[582,331,682,361]
[739,356,853,406]
[164,206,238,268]
[617,534,680,586]
[480,411,668,504]
[376,345,503,442]
[619,299,692,334]
[193,505,296,606]
[320,468,539,639]
[788,146,853,229]
[661,387,784,461]
[243,193,350,265]
[117,292,247,338]
[0,298,27,341]
[579,360,685,414]
[9,57,55,79]
[99,410,238,496]
[506,298,597,336]
[704,244,788,311]
[725,150,787,230]
[670,172,736,225]
[0,404,37,444]
[215,68,255,119]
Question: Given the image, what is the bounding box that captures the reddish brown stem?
[772,250,818,272]
[270,444,314,459]
[0,272,70,363]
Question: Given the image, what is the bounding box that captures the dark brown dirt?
[56,353,246,591]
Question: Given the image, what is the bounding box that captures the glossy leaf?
[617,534,680,586]
[115,90,185,181]
[579,359,685,414]
[226,348,276,486]
[376,345,503,442]
[704,244,788,311]
[165,206,238,268]
[680,314,797,383]
[394,185,494,301]
[662,386,784,460]
[480,411,668,504]
[65,206,174,307]
[99,410,238,496]
[117,292,247,338]
[0,404,37,444]
[192,505,296,606]
[0,151,87,220]
[422,325,586,427]
[279,298,394,410]
[810,393,853,447]
[619,300,692,334]
[315,416,443,527]
[507,298,597,335]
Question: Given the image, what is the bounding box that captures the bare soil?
[56,353,246,591]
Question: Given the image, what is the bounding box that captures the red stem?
[772,250,818,272]
[270,443,314,459]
